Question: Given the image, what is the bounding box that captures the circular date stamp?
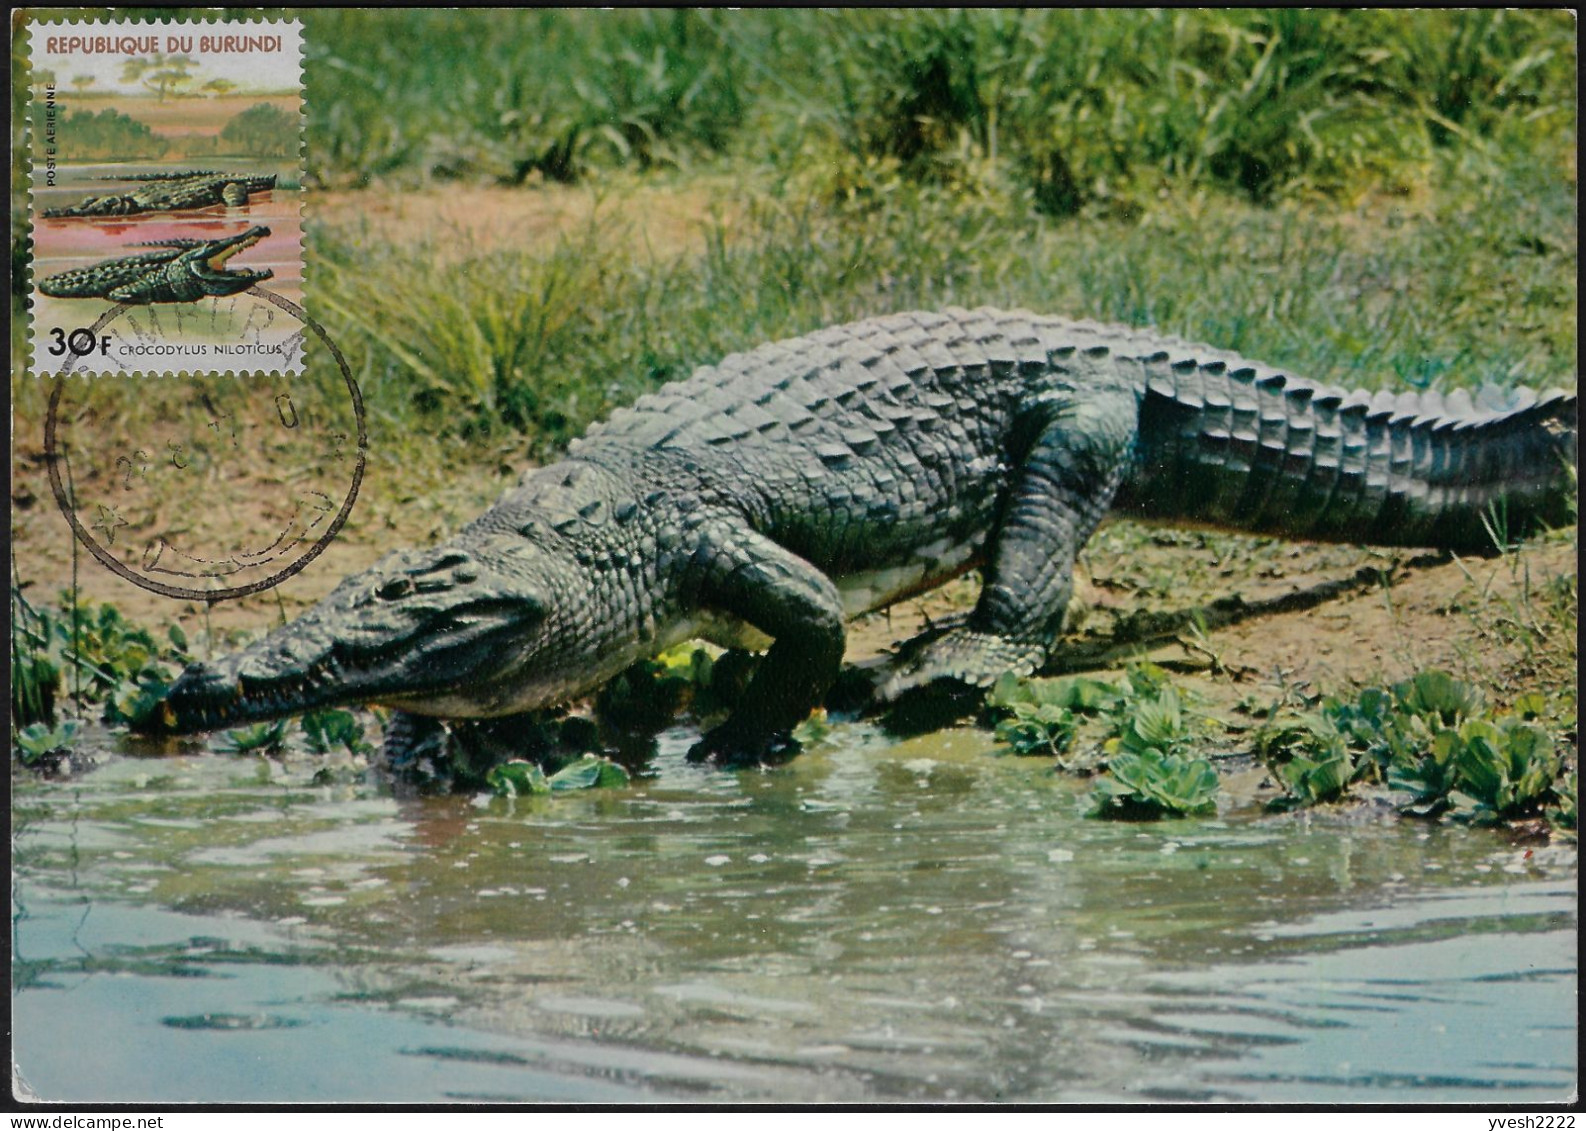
[44,287,366,602]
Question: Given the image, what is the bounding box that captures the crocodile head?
[107,225,275,303]
[153,536,572,734]
[180,224,274,298]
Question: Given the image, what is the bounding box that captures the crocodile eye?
[376,577,414,601]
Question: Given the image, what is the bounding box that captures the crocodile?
[153,308,1577,763]
[37,226,273,303]
[42,170,277,219]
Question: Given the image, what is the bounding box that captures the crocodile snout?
[149,662,245,734]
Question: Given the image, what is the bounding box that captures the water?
[11,722,1578,1103]
[31,160,305,340]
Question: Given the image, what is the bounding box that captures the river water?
[11,721,1577,1103]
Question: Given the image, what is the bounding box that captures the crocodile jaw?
[158,599,546,733]
[151,541,563,734]
[191,225,273,295]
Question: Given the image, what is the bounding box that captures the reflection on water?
[11,722,1578,1103]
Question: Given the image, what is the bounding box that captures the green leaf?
[1511,691,1547,720]
[1394,669,1484,726]
[1546,771,1576,830]
[219,721,287,755]
[15,721,81,764]
[487,760,550,797]
[594,759,632,788]
[1065,677,1124,713]
[791,711,833,745]
[1278,750,1354,804]
[300,709,372,756]
[547,754,631,791]
[106,672,172,729]
[1088,746,1219,819]
[987,673,1122,715]
[994,705,1077,757]
[547,755,602,791]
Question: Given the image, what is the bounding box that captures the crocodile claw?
[875,628,1045,703]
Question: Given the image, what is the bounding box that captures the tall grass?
[304,9,1576,209]
[312,138,1575,456]
[306,9,754,186]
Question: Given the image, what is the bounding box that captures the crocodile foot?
[687,721,801,768]
[876,628,1045,702]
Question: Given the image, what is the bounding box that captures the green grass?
[24,153,1567,471]
[308,151,1574,455]
[12,10,1573,207]
[297,10,1575,206]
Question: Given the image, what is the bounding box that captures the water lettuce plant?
[989,664,1222,819]
[1256,669,1572,826]
[487,754,631,798]
[1088,748,1220,821]
[300,709,374,757]
[219,721,288,756]
[14,721,81,767]
[11,588,190,730]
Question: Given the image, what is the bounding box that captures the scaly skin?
[42,171,277,219]
[37,226,273,303]
[153,308,1577,764]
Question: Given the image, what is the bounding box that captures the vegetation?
[10,584,190,730]
[36,106,169,161]
[302,9,1574,207]
[486,754,632,799]
[13,720,81,770]
[216,710,372,759]
[217,720,287,757]
[14,11,1575,449]
[988,664,1223,819]
[307,152,1574,456]
[1255,671,1572,827]
[299,708,374,757]
[984,659,1574,830]
[219,102,299,157]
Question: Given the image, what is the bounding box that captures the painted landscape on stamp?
[28,21,303,374]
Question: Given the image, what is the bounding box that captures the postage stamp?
[22,17,365,603]
[26,18,304,376]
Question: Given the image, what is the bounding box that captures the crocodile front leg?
[682,524,846,765]
[879,389,1138,698]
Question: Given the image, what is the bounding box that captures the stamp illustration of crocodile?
[154,308,1577,764]
[42,170,277,219]
[36,226,273,303]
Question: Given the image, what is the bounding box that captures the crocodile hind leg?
[380,709,448,773]
[878,390,1138,699]
[683,525,846,765]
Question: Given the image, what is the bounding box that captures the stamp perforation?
[25,14,305,378]
[23,14,366,603]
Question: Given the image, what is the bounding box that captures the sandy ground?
[312,179,750,263]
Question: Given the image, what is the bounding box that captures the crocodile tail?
[1124,356,1577,554]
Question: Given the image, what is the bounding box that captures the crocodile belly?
[832,535,979,618]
